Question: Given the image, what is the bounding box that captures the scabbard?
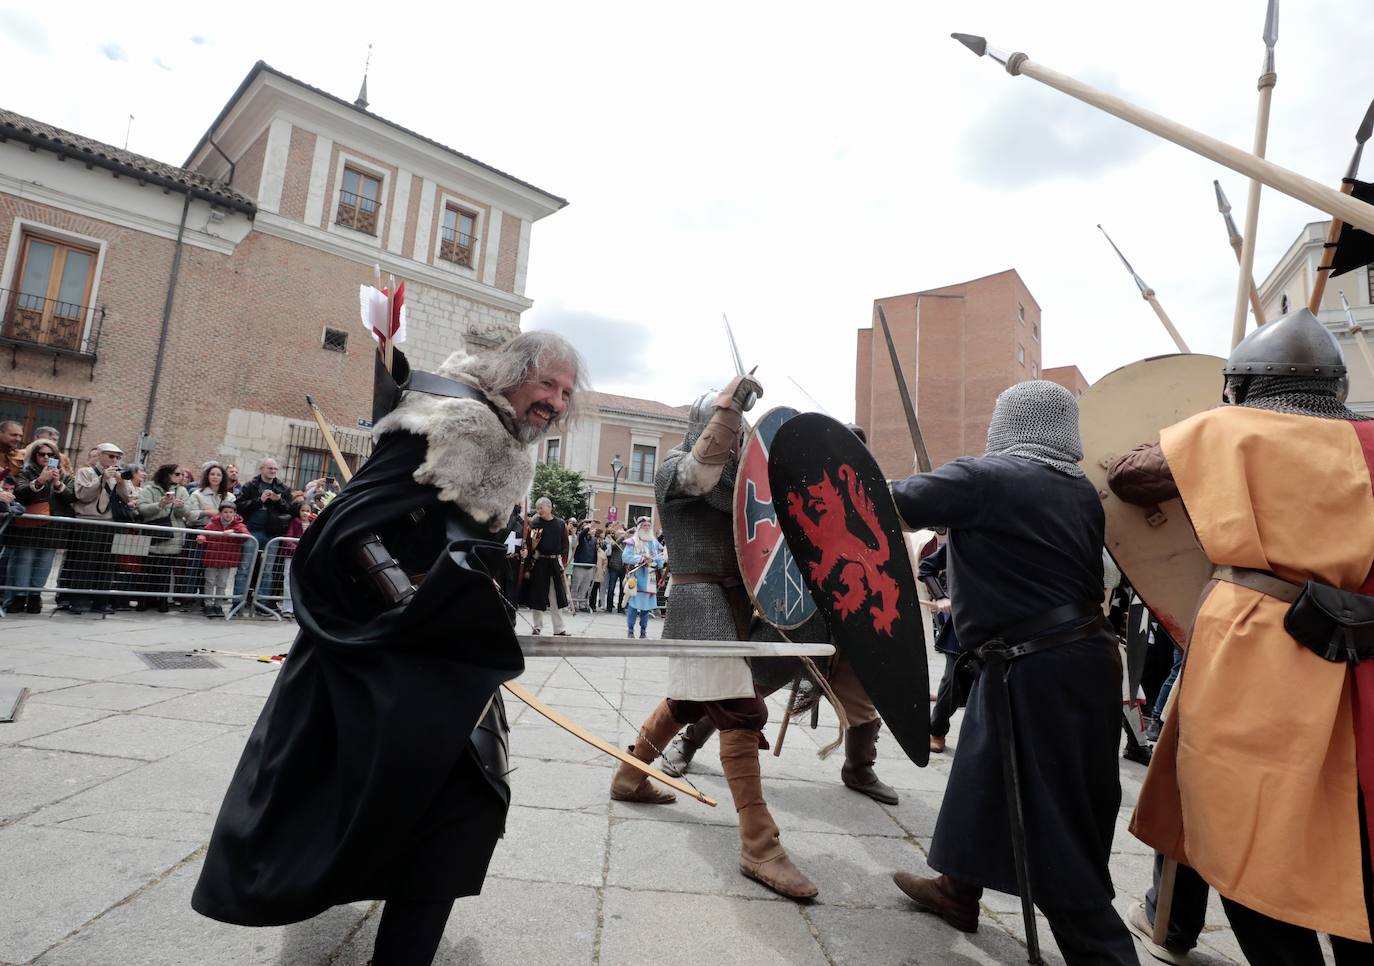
[983,651,1043,965]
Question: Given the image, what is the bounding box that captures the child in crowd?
[196,499,249,618]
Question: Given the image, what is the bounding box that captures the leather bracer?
[351,532,418,609]
[691,405,744,466]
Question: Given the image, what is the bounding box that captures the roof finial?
[355,44,372,110]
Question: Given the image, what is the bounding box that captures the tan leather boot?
[719,727,818,901]
[610,699,680,804]
[892,872,982,933]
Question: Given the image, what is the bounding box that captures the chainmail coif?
[985,380,1085,478]
[1226,374,1370,421]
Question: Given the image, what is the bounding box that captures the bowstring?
[472,552,705,799]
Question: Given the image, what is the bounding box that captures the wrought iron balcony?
[0,287,102,375]
[335,189,382,235]
[439,225,475,267]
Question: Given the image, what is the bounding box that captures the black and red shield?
[734,407,818,630]
[768,413,930,766]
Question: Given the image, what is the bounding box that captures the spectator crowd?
[0,421,340,619]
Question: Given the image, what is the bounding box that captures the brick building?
[854,269,1043,478]
[1043,364,1089,398]
[0,61,565,484]
[537,391,689,529]
[1257,220,1374,413]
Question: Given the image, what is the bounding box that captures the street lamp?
[608,453,624,525]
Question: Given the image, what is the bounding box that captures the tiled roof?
[188,62,568,209]
[585,390,692,421]
[0,108,257,214]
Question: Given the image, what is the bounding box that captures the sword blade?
[518,636,835,659]
[876,304,933,473]
[722,314,746,377]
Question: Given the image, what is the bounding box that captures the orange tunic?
[1130,406,1373,942]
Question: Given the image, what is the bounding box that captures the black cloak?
[525,518,569,611]
[891,455,1122,912]
[191,429,524,927]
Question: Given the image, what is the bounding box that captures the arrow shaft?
[1007,56,1374,236]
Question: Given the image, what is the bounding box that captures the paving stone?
[334,877,598,966]
[599,888,827,966]
[32,858,369,966]
[32,681,190,712]
[0,824,195,964]
[530,683,621,710]
[607,815,779,900]
[808,903,1049,966]
[22,730,250,842]
[485,805,607,886]
[783,829,926,910]
[509,708,629,764]
[507,755,614,812]
[136,690,268,727]
[211,670,284,697]
[112,663,268,690]
[0,701,110,746]
[0,672,89,694]
[20,712,236,761]
[0,746,140,823]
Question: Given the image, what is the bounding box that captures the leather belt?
[1211,565,1301,603]
[973,601,1107,662]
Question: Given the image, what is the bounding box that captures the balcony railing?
[335,190,382,235]
[439,225,475,267]
[1,286,102,354]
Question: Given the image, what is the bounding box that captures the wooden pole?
[773,671,803,757]
[1232,70,1276,348]
[1215,181,1267,325]
[304,395,353,484]
[1152,857,1180,946]
[1145,292,1190,353]
[953,39,1374,236]
[1308,185,1355,314]
[1227,236,1269,325]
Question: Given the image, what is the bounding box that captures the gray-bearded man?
[607,372,818,901]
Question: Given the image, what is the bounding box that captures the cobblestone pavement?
[0,604,1266,965]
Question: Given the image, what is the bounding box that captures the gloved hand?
[714,373,763,413]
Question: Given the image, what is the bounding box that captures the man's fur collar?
[372,350,536,529]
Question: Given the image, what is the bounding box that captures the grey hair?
[535,496,553,510]
[467,331,589,428]
[257,456,279,471]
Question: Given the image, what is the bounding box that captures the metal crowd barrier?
[0,514,259,618]
[242,536,300,622]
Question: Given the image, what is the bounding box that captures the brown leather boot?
[892,872,982,933]
[662,717,717,777]
[719,728,818,901]
[840,717,899,805]
[610,699,680,804]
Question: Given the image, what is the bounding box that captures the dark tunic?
[191,430,524,927]
[526,515,568,610]
[890,455,1122,911]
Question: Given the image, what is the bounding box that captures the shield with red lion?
[734,406,818,631]
[768,413,930,766]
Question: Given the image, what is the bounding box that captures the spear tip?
[1357,98,1374,145]
[951,33,987,57]
[1262,0,1279,49]
[1213,180,1231,214]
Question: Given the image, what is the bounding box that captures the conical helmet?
[1223,308,1346,378]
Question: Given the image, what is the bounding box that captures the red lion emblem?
[785,465,900,635]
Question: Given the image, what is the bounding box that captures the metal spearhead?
[1348,98,1374,179]
[1098,225,1151,296]
[1258,0,1279,75]
[1214,181,1243,245]
[951,32,1013,68]
[1341,291,1361,333]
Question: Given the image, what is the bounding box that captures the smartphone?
[46,458,59,469]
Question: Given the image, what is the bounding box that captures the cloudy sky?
[2,1,1371,418]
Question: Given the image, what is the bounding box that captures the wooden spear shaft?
[963,44,1374,237]
[1352,326,1374,382]
[1145,292,1189,353]
[1225,234,1268,325]
[1308,182,1355,314]
[305,395,354,483]
[1232,70,1276,348]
